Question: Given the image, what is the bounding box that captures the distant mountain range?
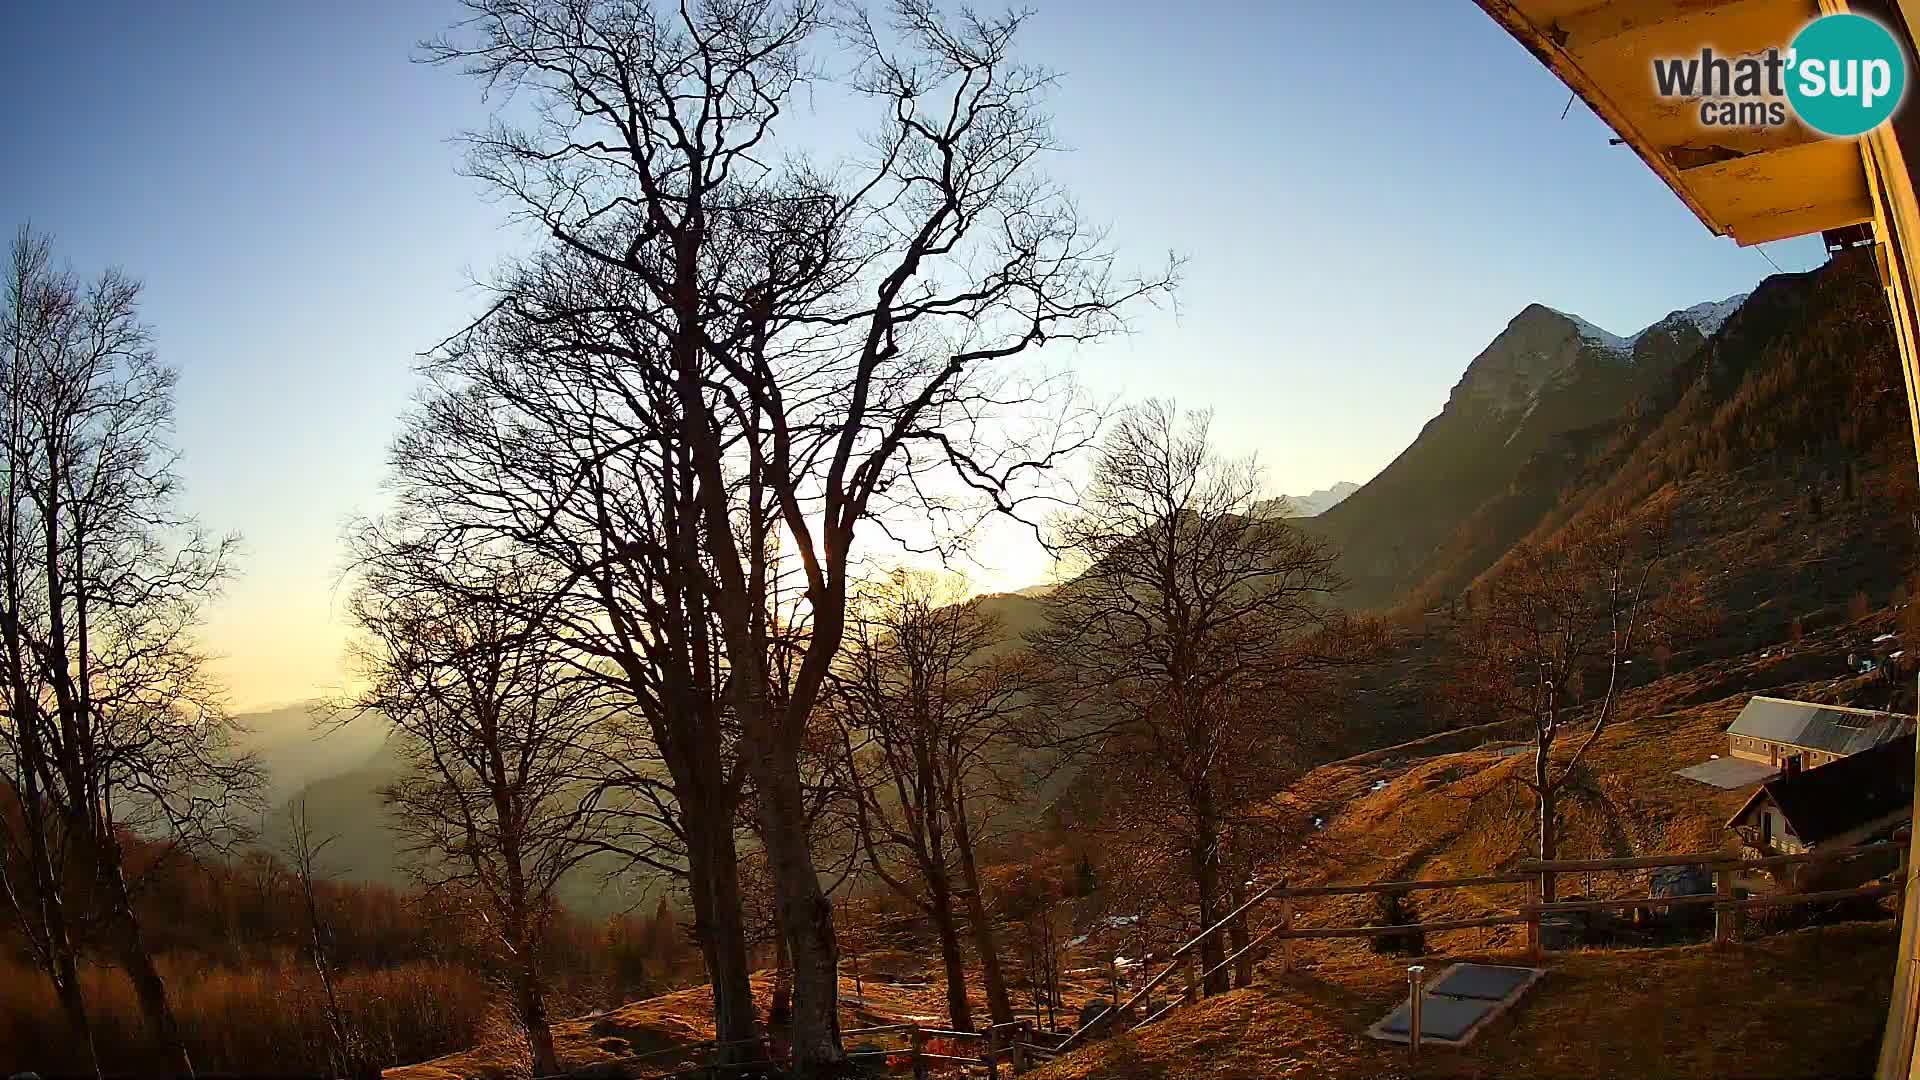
[1255,482,1361,519]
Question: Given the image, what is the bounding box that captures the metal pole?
[1407,965,1427,1059]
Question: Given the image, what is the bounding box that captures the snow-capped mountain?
[1305,287,1752,608]
[1257,482,1361,518]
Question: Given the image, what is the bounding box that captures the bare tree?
[1446,504,1705,900]
[283,798,365,1079]
[420,2,1170,1070]
[0,226,259,1075]
[1019,899,1066,1029]
[830,570,1028,1031]
[387,240,764,1058]
[1029,401,1350,995]
[344,547,604,1077]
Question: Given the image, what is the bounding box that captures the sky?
[2,1,1827,710]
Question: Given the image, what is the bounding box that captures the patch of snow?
[1669,293,1748,337]
[1370,779,1390,792]
[1894,650,1907,660]
[1067,934,1089,948]
[1874,633,1897,644]
[1503,396,1543,445]
[1547,292,1749,361]
[1105,915,1139,928]
[1546,307,1635,354]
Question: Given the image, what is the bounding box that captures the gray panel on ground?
[1376,996,1494,1041]
[1428,964,1536,1001]
[1675,757,1778,789]
[1366,963,1547,1047]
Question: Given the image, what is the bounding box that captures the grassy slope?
[1277,600,1905,941]
[1030,618,1908,1080]
[389,610,1908,1080]
[1028,923,1894,1080]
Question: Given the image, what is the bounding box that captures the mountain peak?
[1454,291,1751,418]
[1655,292,1749,337]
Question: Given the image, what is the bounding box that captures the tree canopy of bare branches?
[0,225,261,1076]
[345,547,607,1076]
[419,1,1172,1069]
[1029,401,1351,994]
[1445,503,1710,899]
[830,569,1034,1031]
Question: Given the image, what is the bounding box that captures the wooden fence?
[536,1019,1071,1079]
[1053,841,1908,1054]
[534,844,1906,1074]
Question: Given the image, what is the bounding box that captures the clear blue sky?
[2,1,1826,708]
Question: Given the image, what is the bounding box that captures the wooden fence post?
[1525,875,1542,963]
[986,1024,1001,1080]
[1713,867,1734,945]
[1278,898,1295,975]
[1407,964,1426,1060]
[1010,1023,1027,1074]
[911,1025,929,1080]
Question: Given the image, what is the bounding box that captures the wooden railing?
[1053,842,1908,1054]
[535,1019,1069,1079]
[1517,842,1907,957]
[537,844,1907,1075]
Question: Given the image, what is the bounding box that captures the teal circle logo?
[1788,13,1907,136]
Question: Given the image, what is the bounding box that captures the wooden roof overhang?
[1475,0,1874,245]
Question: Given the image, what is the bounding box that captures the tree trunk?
[929,888,974,1033]
[772,922,793,1026]
[1227,874,1253,989]
[1536,745,1558,904]
[683,804,760,1055]
[98,835,192,1076]
[51,954,99,1077]
[952,807,1015,1027]
[1191,786,1228,996]
[749,746,844,1078]
[513,941,561,1078]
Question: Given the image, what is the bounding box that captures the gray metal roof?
[1725,696,1908,755]
[1675,756,1778,790]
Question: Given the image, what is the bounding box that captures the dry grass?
[1262,610,1907,954]
[0,952,491,1074]
[389,617,1913,1080]
[1028,921,1895,1080]
[384,972,928,1080]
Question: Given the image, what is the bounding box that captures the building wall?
[1728,735,1851,768]
[1729,734,1776,764]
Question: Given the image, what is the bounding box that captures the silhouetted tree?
[1369,888,1426,957]
[1030,402,1352,995]
[344,549,605,1077]
[830,570,1032,1030]
[1446,505,1705,900]
[0,226,261,1075]
[283,799,369,1079]
[420,2,1171,1071]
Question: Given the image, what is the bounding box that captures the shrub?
[1369,890,1427,957]
[0,953,490,1074]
